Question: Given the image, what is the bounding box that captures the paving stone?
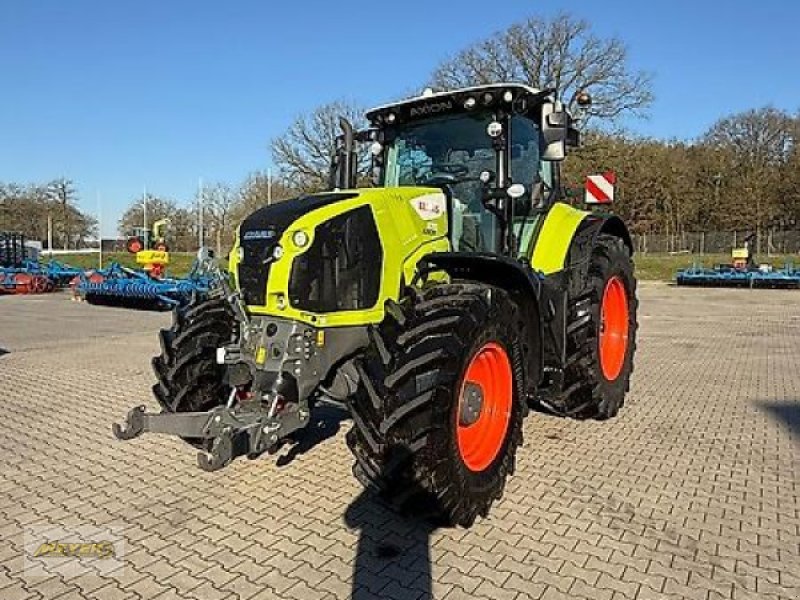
[1,285,798,600]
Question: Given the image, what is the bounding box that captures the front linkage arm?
[112,402,310,471]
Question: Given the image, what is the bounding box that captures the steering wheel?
[431,162,469,177]
[420,162,470,186]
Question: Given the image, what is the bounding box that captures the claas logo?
[33,541,115,559]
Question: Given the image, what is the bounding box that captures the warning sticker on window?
[411,193,446,220]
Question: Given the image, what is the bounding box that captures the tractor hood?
[231,186,451,324]
[236,192,358,306]
[239,192,359,237]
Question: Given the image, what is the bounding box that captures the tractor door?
[509,115,555,260]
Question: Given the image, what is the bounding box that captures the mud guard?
[528,204,634,402]
[420,252,543,392]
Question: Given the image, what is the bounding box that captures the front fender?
[422,252,543,389]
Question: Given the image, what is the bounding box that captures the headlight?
[272,245,284,260]
[292,230,310,248]
[236,247,244,261]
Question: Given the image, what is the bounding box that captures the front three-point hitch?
[112,400,310,471]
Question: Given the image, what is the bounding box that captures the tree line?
[268,13,800,245]
[0,178,96,249]
[563,107,800,239]
[115,175,298,253]
[2,13,797,255]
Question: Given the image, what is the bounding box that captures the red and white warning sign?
[585,171,616,204]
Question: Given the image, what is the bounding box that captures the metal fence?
[631,231,800,255]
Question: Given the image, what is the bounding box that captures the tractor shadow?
[345,489,437,600]
[275,403,349,467]
[275,402,439,597]
[756,400,800,439]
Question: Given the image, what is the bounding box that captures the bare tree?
[702,107,796,168]
[0,180,95,248]
[701,107,797,251]
[234,171,298,220]
[118,194,170,236]
[429,13,653,123]
[47,178,79,249]
[201,182,240,256]
[271,100,368,192]
[168,207,200,252]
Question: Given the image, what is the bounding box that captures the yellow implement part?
[136,250,169,266]
[152,219,170,240]
[530,202,589,275]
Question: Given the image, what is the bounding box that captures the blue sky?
[1,0,798,236]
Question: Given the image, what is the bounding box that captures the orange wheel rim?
[599,275,629,381]
[456,342,513,472]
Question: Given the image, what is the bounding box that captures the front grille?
[236,192,360,308]
[238,241,275,306]
[288,206,382,312]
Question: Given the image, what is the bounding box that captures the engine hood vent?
[237,192,359,306]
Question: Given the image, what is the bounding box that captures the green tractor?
[114,83,637,526]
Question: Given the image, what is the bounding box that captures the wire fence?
[631,231,800,255]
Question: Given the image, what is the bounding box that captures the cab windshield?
[382,113,549,255]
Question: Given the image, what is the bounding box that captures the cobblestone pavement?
[0,284,798,600]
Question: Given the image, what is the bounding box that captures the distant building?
[101,238,126,253]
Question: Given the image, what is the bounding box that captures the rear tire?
[151,293,236,446]
[562,234,637,419]
[346,283,527,527]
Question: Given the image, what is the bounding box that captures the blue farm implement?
[0,270,53,294]
[0,260,84,295]
[40,260,84,286]
[676,263,800,288]
[676,235,800,289]
[1,231,85,294]
[74,262,213,310]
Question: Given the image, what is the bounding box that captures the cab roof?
[366,83,551,126]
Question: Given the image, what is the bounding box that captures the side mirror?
[541,101,568,162]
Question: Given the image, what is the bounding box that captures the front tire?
[562,234,637,419]
[151,293,236,446]
[346,283,527,527]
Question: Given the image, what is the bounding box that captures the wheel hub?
[459,382,484,426]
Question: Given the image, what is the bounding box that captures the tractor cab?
[336,83,583,259]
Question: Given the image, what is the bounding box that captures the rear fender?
[531,205,633,378]
[530,202,633,279]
